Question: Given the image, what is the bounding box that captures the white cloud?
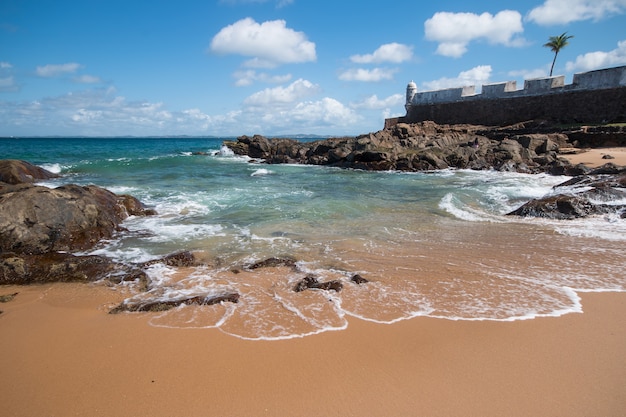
[422,65,492,91]
[508,67,549,80]
[424,10,524,58]
[233,70,292,86]
[1,62,12,69]
[350,43,413,64]
[351,94,404,110]
[527,0,626,25]
[243,78,320,106]
[210,18,316,68]
[74,74,103,84]
[565,40,626,72]
[36,62,81,77]
[253,97,359,130]
[0,76,15,89]
[338,67,398,82]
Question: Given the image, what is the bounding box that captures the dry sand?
[0,283,624,417]
[562,147,626,168]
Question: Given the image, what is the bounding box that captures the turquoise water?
[2,137,625,339]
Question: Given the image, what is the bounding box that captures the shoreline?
[1,284,624,417]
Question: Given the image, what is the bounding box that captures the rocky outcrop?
[0,251,148,286]
[0,183,155,254]
[223,121,579,174]
[0,160,162,285]
[508,164,626,219]
[0,160,59,184]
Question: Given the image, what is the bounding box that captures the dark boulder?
[508,169,626,219]
[141,251,198,268]
[294,275,343,292]
[0,160,59,184]
[109,292,240,314]
[0,183,155,255]
[247,256,297,270]
[350,274,369,284]
[0,251,148,286]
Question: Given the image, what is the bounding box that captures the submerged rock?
[109,292,240,314]
[350,274,369,284]
[294,275,343,292]
[247,256,297,270]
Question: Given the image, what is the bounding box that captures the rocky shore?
[224,121,626,219]
[1,121,625,309]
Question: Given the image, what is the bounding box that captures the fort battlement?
[387,65,626,128]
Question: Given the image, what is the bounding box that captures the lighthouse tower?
[405,80,417,112]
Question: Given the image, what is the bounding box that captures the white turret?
[405,80,417,111]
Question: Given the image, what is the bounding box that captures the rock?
[0,252,148,286]
[247,257,297,270]
[508,170,626,219]
[109,292,240,314]
[0,292,18,302]
[0,160,59,184]
[141,251,198,268]
[0,183,155,255]
[294,275,343,292]
[222,121,594,174]
[350,274,368,284]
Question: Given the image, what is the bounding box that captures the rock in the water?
[350,274,369,284]
[508,168,626,219]
[0,251,148,286]
[0,160,59,184]
[247,257,297,269]
[109,292,240,314]
[0,183,155,254]
[294,275,343,292]
[141,251,198,268]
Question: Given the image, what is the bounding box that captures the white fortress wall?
[406,65,626,107]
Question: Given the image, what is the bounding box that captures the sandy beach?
[0,283,624,417]
[562,147,626,168]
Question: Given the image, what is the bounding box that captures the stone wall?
[392,66,626,127]
[399,87,626,126]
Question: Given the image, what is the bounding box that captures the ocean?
[2,137,625,340]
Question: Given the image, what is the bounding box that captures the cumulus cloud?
[350,43,413,64]
[422,65,492,91]
[338,67,398,82]
[565,40,626,72]
[351,94,404,110]
[527,0,626,25]
[425,10,524,58]
[243,78,320,107]
[36,63,81,77]
[233,70,292,87]
[210,18,316,68]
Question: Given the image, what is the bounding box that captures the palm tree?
[544,32,574,77]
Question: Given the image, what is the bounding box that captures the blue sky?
[1,0,626,137]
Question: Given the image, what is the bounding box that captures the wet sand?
[562,147,626,168]
[0,283,624,417]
